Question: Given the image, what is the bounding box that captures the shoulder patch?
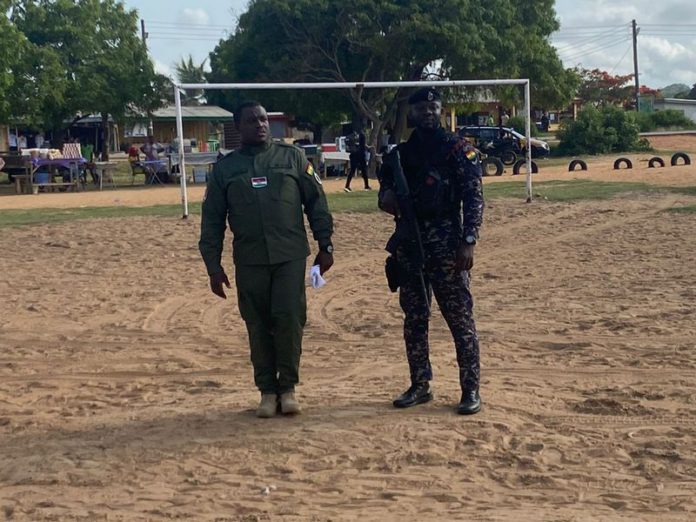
[447,138,478,162]
[306,162,322,184]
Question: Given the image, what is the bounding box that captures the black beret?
[408,87,441,105]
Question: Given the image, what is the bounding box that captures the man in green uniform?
[199,101,334,418]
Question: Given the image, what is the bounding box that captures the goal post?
[173,79,533,218]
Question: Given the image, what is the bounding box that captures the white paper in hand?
[309,265,326,289]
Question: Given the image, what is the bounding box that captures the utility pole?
[632,19,640,111]
[141,19,148,49]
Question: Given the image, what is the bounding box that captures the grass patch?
[0,203,201,228]
[1,180,694,228]
[486,179,696,202]
[327,190,380,213]
[666,204,696,214]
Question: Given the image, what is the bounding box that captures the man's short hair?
[234,100,263,126]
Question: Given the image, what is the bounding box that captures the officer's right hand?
[379,189,401,217]
[209,272,231,299]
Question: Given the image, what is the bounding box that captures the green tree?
[1,1,66,128]
[207,22,352,143]
[0,0,23,122]
[208,0,577,150]
[10,0,166,158]
[688,83,696,100]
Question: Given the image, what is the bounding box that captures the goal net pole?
[173,79,533,218]
[173,86,189,220]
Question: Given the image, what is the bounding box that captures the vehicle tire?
[648,157,665,168]
[670,152,691,166]
[500,149,517,166]
[568,159,588,172]
[613,157,633,170]
[482,157,504,176]
[512,159,538,175]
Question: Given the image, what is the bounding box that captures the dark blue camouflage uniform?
[378,127,484,392]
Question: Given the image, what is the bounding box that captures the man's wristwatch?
[320,243,334,254]
[464,234,477,246]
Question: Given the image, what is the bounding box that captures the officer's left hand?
[209,271,231,299]
[455,244,475,272]
[314,252,334,275]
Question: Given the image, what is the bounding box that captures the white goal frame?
[173,80,534,218]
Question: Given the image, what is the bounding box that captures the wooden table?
[30,158,87,193]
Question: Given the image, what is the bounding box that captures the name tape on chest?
[251,177,268,189]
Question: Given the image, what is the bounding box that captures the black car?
[458,126,550,163]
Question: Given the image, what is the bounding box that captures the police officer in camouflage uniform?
[378,87,484,415]
[199,101,334,418]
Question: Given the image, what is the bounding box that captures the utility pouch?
[385,255,401,293]
[414,169,449,219]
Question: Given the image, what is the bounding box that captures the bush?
[631,112,655,133]
[558,105,652,155]
[508,115,539,137]
[631,109,696,132]
[650,109,696,130]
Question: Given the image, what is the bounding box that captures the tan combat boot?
[256,393,278,418]
[279,391,301,415]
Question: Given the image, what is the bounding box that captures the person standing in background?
[345,131,371,192]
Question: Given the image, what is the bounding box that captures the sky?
[123,0,696,90]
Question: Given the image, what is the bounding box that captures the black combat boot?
[393,381,433,408]
[457,390,482,415]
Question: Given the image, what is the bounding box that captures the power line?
[640,31,696,36]
[148,30,229,36]
[553,29,629,53]
[552,32,627,49]
[641,23,696,27]
[558,36,632,62]
[146,20,232,29]
[554,23,628,30]
[148,36,226,41]
[608,43,634,75]
[146,27,230,34]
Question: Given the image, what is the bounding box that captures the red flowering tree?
[575,68,635,108]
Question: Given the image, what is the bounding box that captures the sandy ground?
[1,165,696,520]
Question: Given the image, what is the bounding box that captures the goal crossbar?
[173,79,533,218]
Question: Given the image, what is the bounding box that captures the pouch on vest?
[385,255,401,293]
[414,168,449,219]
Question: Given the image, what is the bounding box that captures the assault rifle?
[383,150,430,309]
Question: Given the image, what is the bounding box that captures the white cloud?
[554,0,696,88]
[641,37,690,63]
[178,7,210,26]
